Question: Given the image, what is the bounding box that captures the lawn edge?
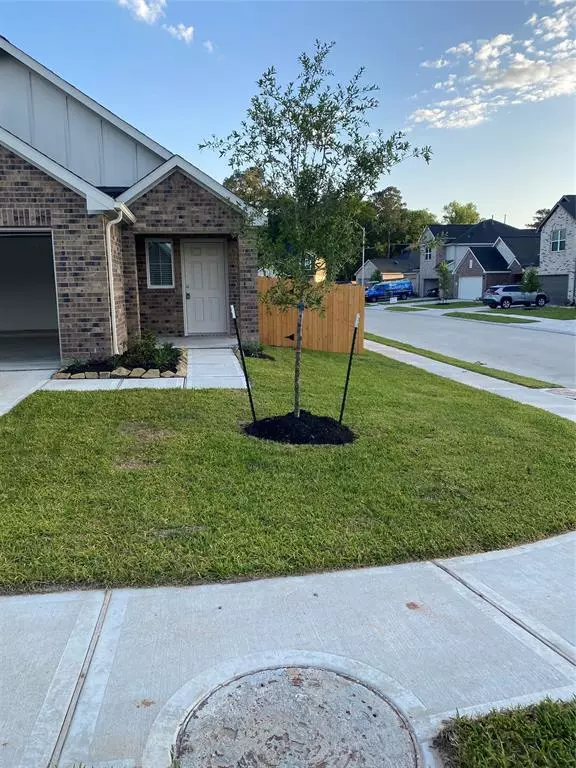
[364,333,557,388]
[445,311,538,325]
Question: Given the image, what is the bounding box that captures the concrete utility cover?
[175,666,419,767]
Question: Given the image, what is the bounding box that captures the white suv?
[482,285,549,309]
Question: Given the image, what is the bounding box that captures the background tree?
[442,200,481,225]
[402,208,437,246]
[201,40,431,417]
[371,186,406,256]
[521,267,541,292]
[223,167,269,205]
[525,208,551,229]
[370,268,382,282]
[436,260,452,302]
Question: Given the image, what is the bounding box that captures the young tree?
[525,208,551,229]
[201,41,431,417]
[442,201,481,224]
[370,268,382,282]
[436,260,452,302]
[521,267,541,292]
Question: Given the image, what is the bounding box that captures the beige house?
[538,195,575,304]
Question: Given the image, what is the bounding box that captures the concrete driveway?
[366,305,576,387]
[0,370,55,417]
[1,534,574,768]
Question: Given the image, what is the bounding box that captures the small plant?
[521,267,541,293]
[64,356,118,374]
[370,269,382,283]
[242,341,264,358]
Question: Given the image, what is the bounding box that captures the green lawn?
[430,301,483,310]
[364,333,556,388]
[446,311,538,324]
[435,698,576,768]
[385,306,428,312]
[0,348,574,592]
[491,306,576,321]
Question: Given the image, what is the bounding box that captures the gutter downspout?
[105,208,123,355]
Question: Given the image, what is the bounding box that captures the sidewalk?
[365,339,576,422]
[1,533,574,768]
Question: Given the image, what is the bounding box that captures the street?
[365,306,576,388]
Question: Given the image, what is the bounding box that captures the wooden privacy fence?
[257,278,365,354]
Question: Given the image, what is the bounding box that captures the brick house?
[419,220,539,299]
[0,37,258,365]
[537,195,575,305]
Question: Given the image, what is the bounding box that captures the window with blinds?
[146,240,174,288]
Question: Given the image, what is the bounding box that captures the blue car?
[365,279,416,303]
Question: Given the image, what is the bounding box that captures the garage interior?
[0,233,61,370]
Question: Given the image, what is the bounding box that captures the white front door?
[182,241,227,334]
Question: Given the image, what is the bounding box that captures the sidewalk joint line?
[47,589,113,766]
[432,561,576,668]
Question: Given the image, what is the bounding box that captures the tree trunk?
[294,302,304,418]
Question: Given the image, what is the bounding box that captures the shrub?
[63,331,181,374]
[241,341,274,360]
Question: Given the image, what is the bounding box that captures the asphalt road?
[365,306,576,388]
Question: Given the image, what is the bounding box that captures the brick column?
[121,229,141,342]
[237,233,259,341]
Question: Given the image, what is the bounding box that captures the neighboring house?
[419,220,539,299]
[355,249,420,285]
[538,195,575,304]
[0,37,258,364]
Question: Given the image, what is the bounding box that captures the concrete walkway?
[366,339,576,422]
[0,369,55,417]
[1,533,574,768]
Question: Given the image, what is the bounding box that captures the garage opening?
[0,233,61,370]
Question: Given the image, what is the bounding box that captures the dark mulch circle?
[244,410,355,445]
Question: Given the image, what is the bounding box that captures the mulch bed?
[245,410,355,445]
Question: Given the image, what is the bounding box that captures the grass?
[429,301,483,309]
[0,347,574,592]
[435,698,576,768]
[385,306,428,312]
[491,306,576,321]
[446,311,538,324]
[364,332,557,388]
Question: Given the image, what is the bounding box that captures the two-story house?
[419,220,539,299]
[537,195,575,305]
[0,37,259,367]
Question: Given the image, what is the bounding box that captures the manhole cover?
[175,666,419,767]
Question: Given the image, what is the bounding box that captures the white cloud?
[409,2,576,130]
[117,0,166,24]
[446,42,473,57]
[526,1,575,41]
[163,22,194,43]
[203,40,215,53]
[421,57,449,69]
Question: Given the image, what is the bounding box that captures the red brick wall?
[135,235,185,336]
[0,146,113,359]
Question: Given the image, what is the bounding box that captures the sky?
[1,0,575,227]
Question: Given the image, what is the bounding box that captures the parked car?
[482,285,549,309]
[365,279,416,303]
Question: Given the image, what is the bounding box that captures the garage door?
[458,276,483,300]
[539,275,569,305]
